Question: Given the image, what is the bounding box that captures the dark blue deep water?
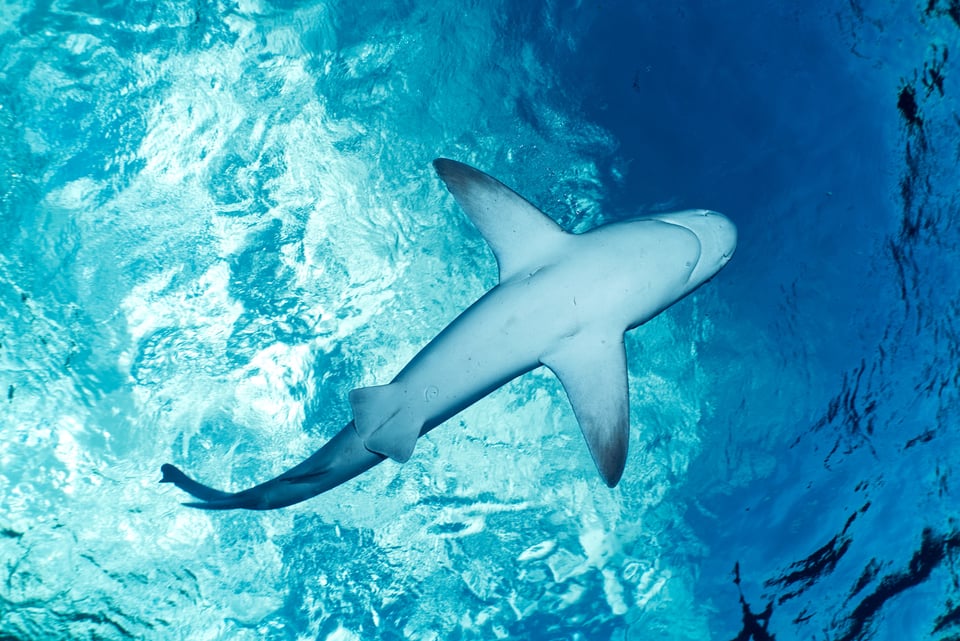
[1,1,958,639]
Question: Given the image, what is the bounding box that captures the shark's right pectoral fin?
[542,332,630,487]
[349,384,422,463]
[433,158,569,284]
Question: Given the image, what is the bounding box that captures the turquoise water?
[1,1,958,639]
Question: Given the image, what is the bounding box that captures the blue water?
[1,1,957,639]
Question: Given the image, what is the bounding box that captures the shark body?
[161,158,737,509]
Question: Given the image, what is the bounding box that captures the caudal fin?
[160,421,387,511]
[160,463,322,510]
[160,463,234,502]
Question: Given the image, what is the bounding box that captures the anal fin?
[349,384,422,463]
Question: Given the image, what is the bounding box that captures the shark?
[160,158,737,510]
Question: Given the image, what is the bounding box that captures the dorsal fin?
[433,158,568,283]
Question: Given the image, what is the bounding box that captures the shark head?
[652,209,738,289]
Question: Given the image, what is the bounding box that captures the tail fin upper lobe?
[160,421,386,510]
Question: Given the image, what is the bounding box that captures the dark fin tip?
[160,463,183,484]
[433,157,473,182]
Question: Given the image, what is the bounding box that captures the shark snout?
[707,210,738,262]
[656,209,737,261]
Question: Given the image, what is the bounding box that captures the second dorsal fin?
[433,158,568,283]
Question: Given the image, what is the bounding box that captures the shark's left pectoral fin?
[543,332,630,487]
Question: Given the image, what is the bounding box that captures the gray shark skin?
[160,158,737,510]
